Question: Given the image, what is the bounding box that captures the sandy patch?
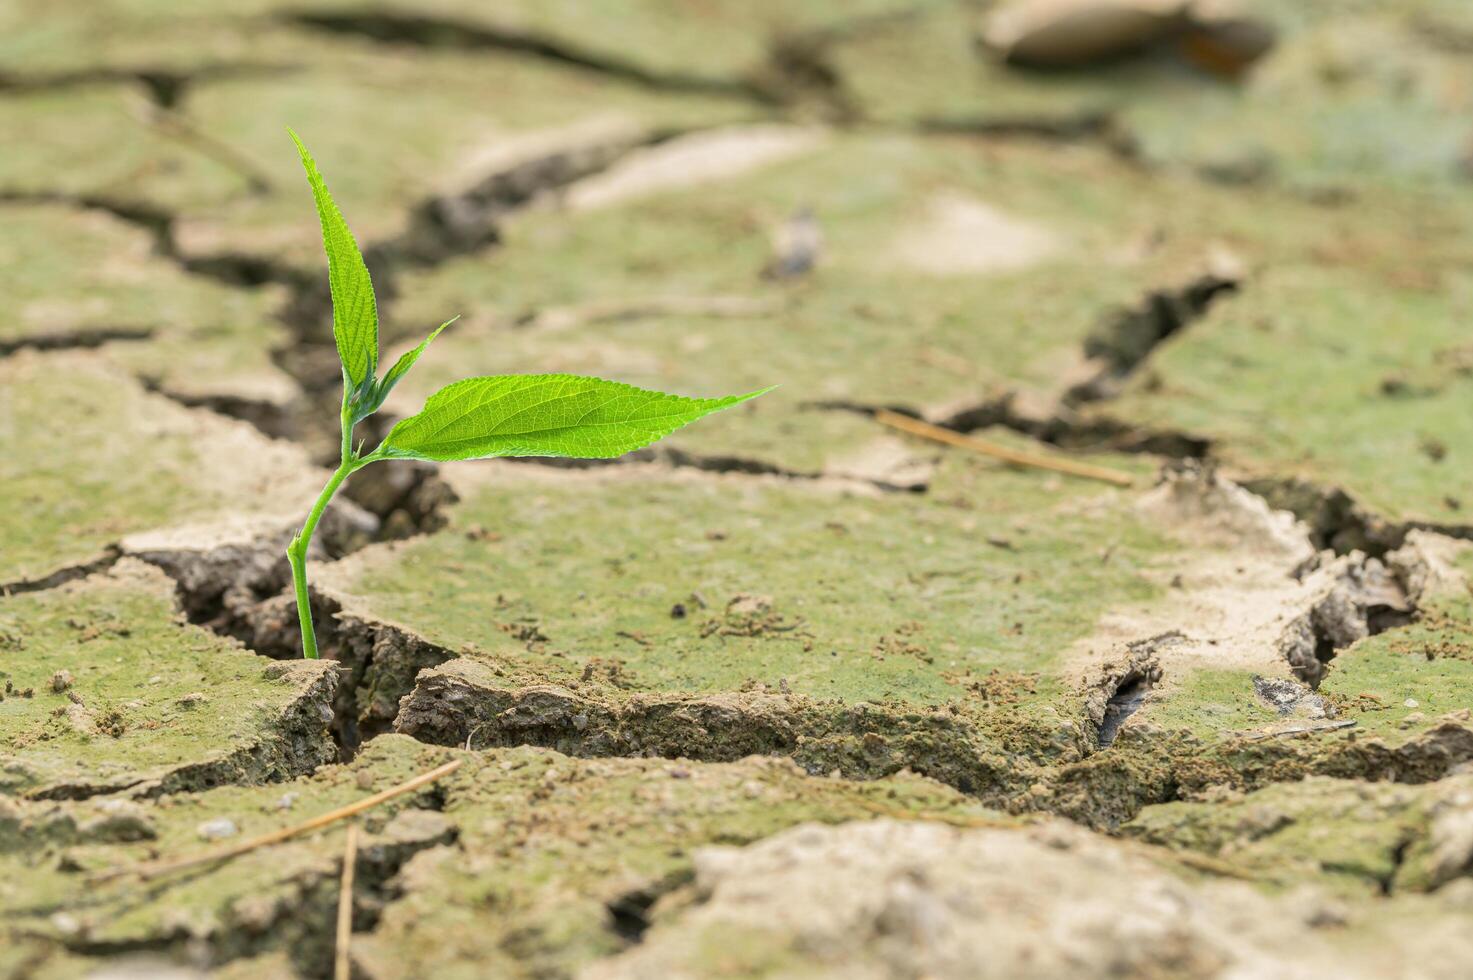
[562,125,827,211]
[887,191,1063,275]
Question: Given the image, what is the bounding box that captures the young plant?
[285,132,768,659]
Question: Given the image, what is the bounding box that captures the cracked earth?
[5,1,1473,977]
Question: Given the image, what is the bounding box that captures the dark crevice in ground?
[138,377,304,444]
[1245,476,1473,560]
[1085,633,1171,750]
[0,189,308,292]
[0,327,153,358]
[0,61,290,104]
[606,869,694,944]
[1065,267,1242,405]
[1097,674,1151,749]
[286,10,775,103]
[919,109,1125,144]
[0,551,122,598]
[1277,552,1416,689]
[501,446,924,492]
[1378,837,1415,896]
[280,8,878,114]
[811,395,1211,464]
[1244,477,1407,558]
[803,266,1247,462]
[36,808,455,979]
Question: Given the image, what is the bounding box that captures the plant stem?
[286,459,356,659]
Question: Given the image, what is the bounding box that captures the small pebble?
[197,818,238,841]
[50,670,73,693]
[1405,698,1419,708]
[49,912,82,936]
[276,792,299,811]
[356,771,375,790]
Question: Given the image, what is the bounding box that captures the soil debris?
[584,817,1473,979]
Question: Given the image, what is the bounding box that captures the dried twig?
[335,822,359,980]
[874,410,1135,487]
[90,759,463,883]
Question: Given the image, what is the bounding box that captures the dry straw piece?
[90,759,463,884]
[874,410,1135,487]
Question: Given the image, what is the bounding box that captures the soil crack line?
[285,9,780,106]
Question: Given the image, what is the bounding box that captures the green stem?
[287,400,369,660]
[286,459,355,660]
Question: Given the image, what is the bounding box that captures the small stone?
[276,792,299,811]
[1404,698,1420,708]
[356,771,375,790]
[177,692,208,708]
[50,670,74,693]
[1399,712,1426,730]
[1303,897,1349,929]
[49,912,83,937]
[197,817,239,841]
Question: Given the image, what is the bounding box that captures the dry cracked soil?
[5,1,1473,977]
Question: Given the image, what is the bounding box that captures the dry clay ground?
[5,1,1473,977]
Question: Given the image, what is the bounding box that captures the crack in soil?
[0,327,154,359]
[0,550,123,598]
[0,189,308,293]
[500,445,923,493]
[20,805,457,977]
[918,108,1125,144]
[1065,263,1243,405]
[0,61,291,105]
[605,868,694,944]
[285,9,802,108]
[1277,551,1417,688]
[1089,634,1172,749]
[7,45,1469,885]
[137,377,303,444]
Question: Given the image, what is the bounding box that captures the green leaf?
[351,317,457,423]
[378,317,456,401]
[290,130,378,391]
[377,375,772,462]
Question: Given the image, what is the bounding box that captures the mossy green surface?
[389,131,1279,474]
[0,735,995,978]
[0,561,334,799]
[0,352,325,586]
[0,85,235,209]
[831,0,1473,190]
[284,0,917,85]
[1125,772,1473,896]
[1107,264,1473,525]
[0,202,296,407]
[170,41,759,271]
[328,454,1167,708]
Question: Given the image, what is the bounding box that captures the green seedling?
[285,132,768,659]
